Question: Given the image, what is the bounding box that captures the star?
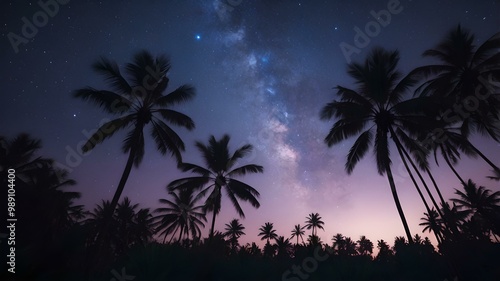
[195,34,201,40]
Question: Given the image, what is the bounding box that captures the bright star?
[195,34,201,40]
[73,114,77,117]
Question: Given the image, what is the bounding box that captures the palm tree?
[274,236,293,258]
[420,208,445,244]
[332,233,345,254]
[356,235,374,256]
[320,48,431,243]
[74,50,196,239]
[376,239,394,262]
[304,213,325,237]
[290,224,305,245]
[0,133,52,181]
[258,222,278,244]
[452,180,500,236]
[224,218,246,251]
[133,208,154,246]
[153,188,206,243]
[168,134,263,239]
[409,25,500,173]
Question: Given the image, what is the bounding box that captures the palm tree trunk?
[86,142,138,277]
[398,142,443,217]
[209,209,217,239]
[467,141,500,173]
[385,163,414,244]
[424,165,446,206]
[442,149,466,186]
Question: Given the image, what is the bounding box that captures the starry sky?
[1,0,499,246]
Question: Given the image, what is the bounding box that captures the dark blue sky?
[1,0,499,245]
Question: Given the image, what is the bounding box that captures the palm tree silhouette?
[153,188,206,243]
[74,50,196,240]
[168,134,263,239]
[0,133,53,180]
[258,222,278,244]
[274,236,293,258]
[356,235,374,256]
[420,208,445,244]
[320,48,431,243]
[305,213,325,237]
[224,218,246,251]
[452,180,500,236]
[409,25,500,173]
[290,224,305,245]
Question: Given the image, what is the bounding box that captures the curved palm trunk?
[178,225,184,242]
[86,142,138,278]
[442,149,466,186]
[209,209,217,240]
[385,163,414,244]
[467,141,500,173]
[398,142,443,217]
[424,165,446,206]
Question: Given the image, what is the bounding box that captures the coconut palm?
[153,188,206,243]
[0,133,52,181]
[290,224,305,245]
[224,218,246,251]
[320,48,435,243]
[274,236,293,258]
[409,25,500,173]
[74,50,196,239]
[304,213,325,237]
[168,134,263,239]
[452,180,500,236]
[357,235,374,256]
[258,222,278,244]
[420,208,445,244]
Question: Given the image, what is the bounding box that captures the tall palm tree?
[320,48,430,243]
[290,224,305,245]
[304,213,325,237]
[409,25,500,173]
[74,50,196,239]
[258,222,278,244]
[224,218,246,250]
[153,188,206,243]
[168,134,263,239]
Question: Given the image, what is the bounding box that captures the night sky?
[1,0,499,246]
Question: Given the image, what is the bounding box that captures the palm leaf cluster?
[321,25,500,244]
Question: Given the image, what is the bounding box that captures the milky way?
[1,0,499,245]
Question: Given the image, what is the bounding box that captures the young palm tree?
[168,134,263,239]
[74,50,196,238]
[420,208,445,244]
[304,213,325,237]
[290,224,305,245]
[153,189,206,243]
[320,48,432,243]
[223,218,246,250]
[258,222,278,244]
